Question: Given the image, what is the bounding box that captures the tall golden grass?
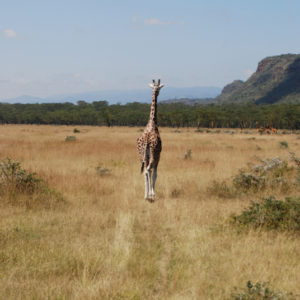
[0,125,299,299]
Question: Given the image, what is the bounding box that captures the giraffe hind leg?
[141,143,150,173]
[144,170,149,200]
[151,167,157,201]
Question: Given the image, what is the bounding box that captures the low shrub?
[65,135,76,142]
[208,157,295,198]
[0,158,41,194]
[279,141,288,149]
[233,171,266,192]
[231,196,300,232]
[230,281,295,300]
[207,180,235,198]
[73,128,80,133]
[96,165,111,176]
[290,152,300,185]
[290,152,300,167]
[0,158,65,209]
[224,130,235,135]
[170,188,181,198]
[233,157,293,193]
[184,149,192,160]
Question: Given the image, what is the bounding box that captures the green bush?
[73,128,80,133]
[233,171,266,192]
[65,135,76,142]
[209,157,295,198]
[231,196,300,231]
[0,158,65,209]
[173,129,181,133]
[233,157,293,193]
[279,141,288,148]
[290,152,300,185]
[0,158,41,194]
[230,281,295,300]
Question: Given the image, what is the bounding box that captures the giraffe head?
[149,79,164,95]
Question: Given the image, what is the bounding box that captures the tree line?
[0,101,299,129]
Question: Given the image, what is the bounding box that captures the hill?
[1,86,221,104]
[216,54,300,104]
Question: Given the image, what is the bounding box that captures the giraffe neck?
[149,90,158,123]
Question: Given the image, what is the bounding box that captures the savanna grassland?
[0,125,300,299]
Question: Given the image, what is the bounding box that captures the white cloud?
[144,18,184,26]
[2,29,18,38]
[144,18,171,26]
[132,16,184,27]
[2,29,25,39]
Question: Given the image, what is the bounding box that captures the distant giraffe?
[256,122,277,134]
[271,127,277,133]
[137,79,164,202]
[256,121,265,134]
[266,124,278,134]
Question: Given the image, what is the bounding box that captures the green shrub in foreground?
[231,196,300,231]
[230,281,295,300]
[0,158,65,209]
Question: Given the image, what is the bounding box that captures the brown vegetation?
[0,125,299,299]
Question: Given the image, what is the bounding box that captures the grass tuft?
[184,149,192,160]
[65,135,76,142]
[230,281,295,300]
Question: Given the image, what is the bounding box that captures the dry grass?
[0,125,299,299]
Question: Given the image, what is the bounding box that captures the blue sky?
[1,0,300,98]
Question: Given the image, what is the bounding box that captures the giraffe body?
[137,79,164,202]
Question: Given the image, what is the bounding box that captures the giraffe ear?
[149,83,154,88]
[159,84,164,89]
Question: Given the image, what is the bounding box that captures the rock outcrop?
[217,54,300,104]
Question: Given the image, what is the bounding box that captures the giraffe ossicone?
[137,79,163,202]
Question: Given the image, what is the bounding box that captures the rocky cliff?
[217,54,300,104]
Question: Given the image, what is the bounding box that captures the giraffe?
[137,79,164,202]
[256,121,265,134]
[266,124,278,134]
